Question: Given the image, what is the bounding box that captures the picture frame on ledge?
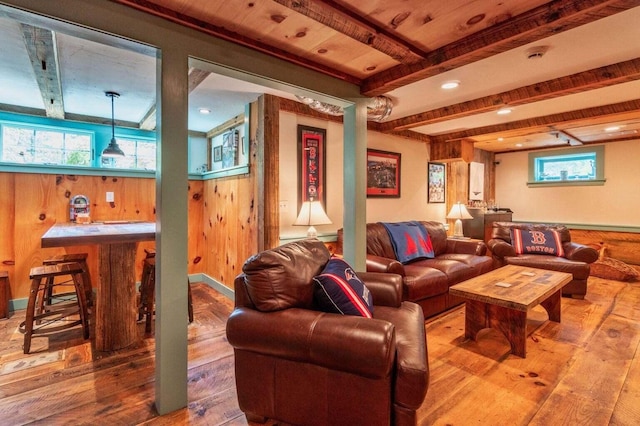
[297,125,326,209]
[428,162,445,203]
[367,149,401,198]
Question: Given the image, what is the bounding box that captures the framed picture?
[297,125,326,208]
[213,145,222,162]
[367,149,401,197]
[469,161,485,201]
[428,162,445,203]
[222,129,239,168]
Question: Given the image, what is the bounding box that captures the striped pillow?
[313,258,373,317]
[511,229,565,257]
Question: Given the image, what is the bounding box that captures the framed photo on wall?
[367,149,401,197]
[297,125,326,208]
[213,145,222,162]
[428,162,445,203]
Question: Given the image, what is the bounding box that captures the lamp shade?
[446,202,473,238]
[293,200,332,237]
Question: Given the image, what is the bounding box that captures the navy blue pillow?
[313,258,373,317]
[511,228,565,257]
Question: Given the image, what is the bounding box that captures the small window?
[1,123,92,166]
[102,137,156,170]
[528,145,605,187]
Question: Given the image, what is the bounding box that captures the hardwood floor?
[0,277,638,425]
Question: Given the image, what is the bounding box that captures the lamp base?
[306,226,318,238]
[451,219,466,238]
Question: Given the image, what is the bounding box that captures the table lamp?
[293,199,332,237]
[446,202,473,238]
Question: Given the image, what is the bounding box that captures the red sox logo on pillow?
[511,229,565,257]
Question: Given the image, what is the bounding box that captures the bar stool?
[43,253,93,307]
[20,262,90,354]
[138,249,194,334]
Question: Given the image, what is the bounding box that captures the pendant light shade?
[102,91,125,158]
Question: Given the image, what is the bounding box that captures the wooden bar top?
[41,221,155,248]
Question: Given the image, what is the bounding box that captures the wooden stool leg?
[72,271,90,339]
[23,277,42,354]
[188,282,194,323]
[138,261,152,322]
[145,267,155,334]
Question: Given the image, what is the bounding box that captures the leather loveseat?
[337,221,494,318]
[487,222,599,298]
[226,239,429,426]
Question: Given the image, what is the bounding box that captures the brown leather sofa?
[337,221,494,318]
[487,222,599,298]
[226,239,429,426]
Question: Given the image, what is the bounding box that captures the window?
[102,137,156,170]
[528,145,605,186]
[1,123,92,166]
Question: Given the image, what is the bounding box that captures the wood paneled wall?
[0,172,206,303]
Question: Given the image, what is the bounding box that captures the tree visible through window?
[1,124,91,166]
[102,138,156,170]
[528,145,605,185]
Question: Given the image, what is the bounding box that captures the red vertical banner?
[298,125,326,209]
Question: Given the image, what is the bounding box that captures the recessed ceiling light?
[441,80,460,90]
[497,108,512,115]
[604,126,620,132]
[497,137,504,141]
[199,108,211,114]
[515,143,523,147]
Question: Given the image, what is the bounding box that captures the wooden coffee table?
[449,265,572,358]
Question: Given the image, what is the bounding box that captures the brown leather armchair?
[487,222,599,298]
[226,239,429,426]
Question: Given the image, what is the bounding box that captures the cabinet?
[463,208,513,242]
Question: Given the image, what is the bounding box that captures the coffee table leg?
[465,300,488,340]
[489,306,527,358]
[540,289,562,323]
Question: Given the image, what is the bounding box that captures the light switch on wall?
[106,192,115,202]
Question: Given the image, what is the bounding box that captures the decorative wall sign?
[428,162,445,203]
[366,149,401,197]
[297,125,326,208]
[469,161,485,201]
[222,129,239,168]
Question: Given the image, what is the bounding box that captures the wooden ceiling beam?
[430,99,640,144]
[362,0,640,96]
[20,24,65,120]
[272,0,426,64]
[381,57,640,131]
[139,67,211,130]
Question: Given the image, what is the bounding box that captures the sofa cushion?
[402,264,449,300]
[242,239,331,312]
[314,258,374,317]
[381,221,434,264]
[511,228,565,257]
[505,255,591,280]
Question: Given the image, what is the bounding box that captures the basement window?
[0,122,92,167]
[101,137,156,170]
[528,145,605,186]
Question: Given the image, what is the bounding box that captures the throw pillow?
[313,257,373,317]
[381,221,435,264]
[511,228,565,257]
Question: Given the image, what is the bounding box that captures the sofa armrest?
[366,254,406,276]
[227,307,396,378]
[358,272,403,308]
[563,242,599,263]
[446,238,487,255]
[487,239,516,259]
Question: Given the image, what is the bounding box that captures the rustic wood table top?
[449,264,572,312]
[41,221,155,248]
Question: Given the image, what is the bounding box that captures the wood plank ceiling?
[110,0,640,153]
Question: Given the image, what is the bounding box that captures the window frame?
[101,135,157,171]
[527,145,606,187]
[0,120,94,167]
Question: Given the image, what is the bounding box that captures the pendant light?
[102,91,125,157]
